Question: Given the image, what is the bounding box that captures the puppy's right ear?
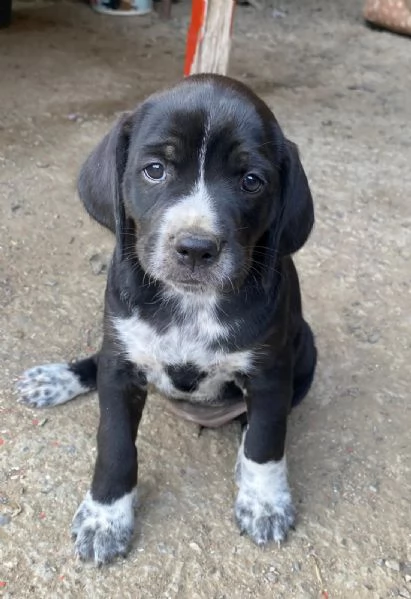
[77,112,132,235]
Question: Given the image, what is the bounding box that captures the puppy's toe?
[72,490,135,566]
[235,494,295,545]
[15,363,87,408]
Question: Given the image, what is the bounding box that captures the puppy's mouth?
[162,270,233,295]
[147,255,248,295]
[171,280,206,293]
[167,275,218,293]
[176,279,203,287]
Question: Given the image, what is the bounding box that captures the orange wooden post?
[184,0,236,76]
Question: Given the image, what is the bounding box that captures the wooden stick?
[184,0,236,76]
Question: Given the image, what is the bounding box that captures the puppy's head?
[78,75,314,294]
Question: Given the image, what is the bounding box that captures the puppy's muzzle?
[174,232,222,271]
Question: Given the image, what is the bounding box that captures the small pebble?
[64,445,77,455]
[0,514,11,526]
[367,331,380,344]
[404,575,411,583]
[272,9,286,18]
[385,559,401,572]
[189,542,201,554]
[398,590,411,599]
[89,253,109,276]
[157,542,169,554]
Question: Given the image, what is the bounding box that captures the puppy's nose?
[175,234,221,269]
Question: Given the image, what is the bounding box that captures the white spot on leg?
[234,433,295,545]
[16,363,90,408]
[72,489,136,565]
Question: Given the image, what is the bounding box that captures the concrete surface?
[0,0,410,597]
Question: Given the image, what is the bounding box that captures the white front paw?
[235,446,295,545]
[71,490,136,565]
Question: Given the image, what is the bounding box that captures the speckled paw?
[71,491,135,566]
[15,363,88,408]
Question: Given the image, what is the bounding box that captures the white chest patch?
[113,299,253,403]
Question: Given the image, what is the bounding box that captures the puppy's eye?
[143,163,165,181]
[241,173,264,194]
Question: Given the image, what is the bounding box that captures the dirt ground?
[0,0,410,597]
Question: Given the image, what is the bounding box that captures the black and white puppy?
[17,74,317,565]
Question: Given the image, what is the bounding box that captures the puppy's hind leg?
[16,354,98,408]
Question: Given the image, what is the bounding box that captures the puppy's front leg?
[235,359,295,545]
[72,353,147,565]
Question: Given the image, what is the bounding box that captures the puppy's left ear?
[277,140,314,256]
[77,112,132,236]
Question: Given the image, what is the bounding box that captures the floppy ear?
[277,139,314,256]
[77,112,132,237]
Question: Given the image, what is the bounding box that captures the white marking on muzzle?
[161,180,218,237]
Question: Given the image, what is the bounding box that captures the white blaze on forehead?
[199,115,211,179]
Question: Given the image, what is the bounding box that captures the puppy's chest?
[113,312,252,402]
